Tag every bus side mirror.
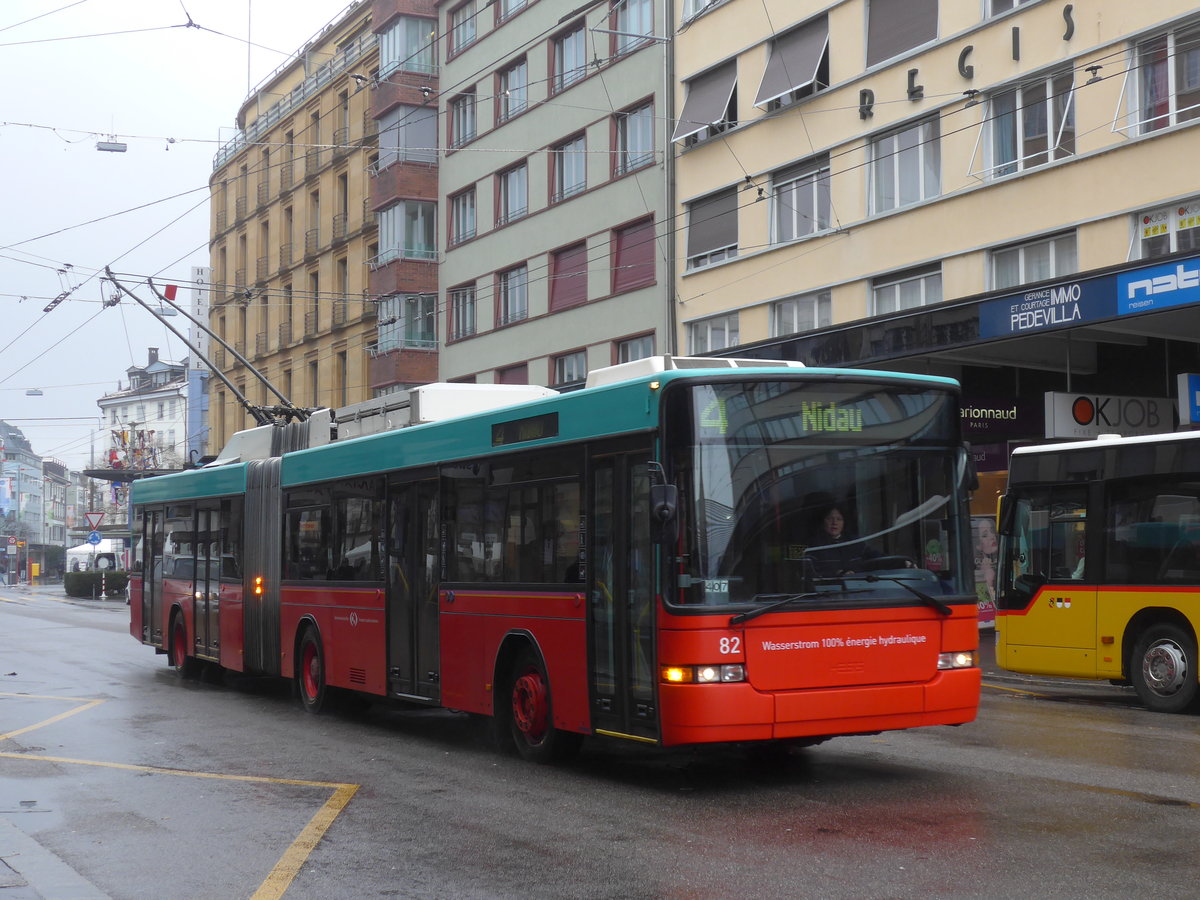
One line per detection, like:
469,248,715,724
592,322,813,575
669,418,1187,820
998,495,1013,536
961,443,980,492
650,483,678,543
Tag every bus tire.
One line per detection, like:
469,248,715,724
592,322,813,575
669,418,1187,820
1130,623,1198,713
297,628,332,714
170,615,200,680
506,648,582,763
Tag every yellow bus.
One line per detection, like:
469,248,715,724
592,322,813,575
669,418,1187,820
996,431,1200,712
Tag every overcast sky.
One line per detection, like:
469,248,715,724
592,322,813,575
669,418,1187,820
0,0,355,469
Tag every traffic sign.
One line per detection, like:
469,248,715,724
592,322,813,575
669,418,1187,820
6,536,14,546
85,512,104,529
87,531,102,545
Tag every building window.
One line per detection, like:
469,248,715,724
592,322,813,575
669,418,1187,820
450,188,477,245
612,217,656,293
553,24,587,93
682,0,723,22
157,402,165,420
378,105,438,167
497,58,528,122
498,264,529,325
872,266,942,316
498,0,526,21
379,15,435,76
450,285,477,339
1135,22,1200,134
771,157,830,244
754,16,829,109
376,201,436,264
617,333,655,363
497,363,528,384
378,294,437,350
449,1,477,54
449,90,476,147
992,233,1077,290
672,62,737,144
866,0,936,67
988,0,1035,14
613,0,653,54
688,313,739,354
547,242,588,312
988,70,1074,177
552,134,587,202
553,351,587,386
869,116,940,214
1137,200,1200,259
615,102,654,174
497,164,528,225
772,291,831,336
686,187,738,269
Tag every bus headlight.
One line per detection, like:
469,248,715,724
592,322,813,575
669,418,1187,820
662,664,745,684
937,651,977,670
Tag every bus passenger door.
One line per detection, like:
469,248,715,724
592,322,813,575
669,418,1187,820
588,450,659,743
193,503,220,660
386,475,440,701
144,507,163,645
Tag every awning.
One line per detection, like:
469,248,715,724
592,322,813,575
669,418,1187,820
754,18,829,107
672,61,737,143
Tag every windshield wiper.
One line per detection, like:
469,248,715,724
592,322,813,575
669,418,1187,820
730,589,870,625
862,575,953,616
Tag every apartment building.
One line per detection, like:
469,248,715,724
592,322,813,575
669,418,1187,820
209,3,380,447
673,0,1200,470
436,0,669,385
367,0,441,395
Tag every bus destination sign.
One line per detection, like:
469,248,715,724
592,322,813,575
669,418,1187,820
492,412,559,447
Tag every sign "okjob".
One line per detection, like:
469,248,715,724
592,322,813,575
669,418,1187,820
1044,391,1174,439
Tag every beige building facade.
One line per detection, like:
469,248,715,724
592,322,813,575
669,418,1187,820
209,3,380,448
672,0,1200,438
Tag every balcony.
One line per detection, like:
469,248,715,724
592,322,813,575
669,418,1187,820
304,310,318,335
332,298,347,327
333,126,351,159
233,340,246,357
235,195,248,220
234,269,246,290
279,242,292,272
278,320,292,347
215,209,228,232
306,149,322,177
332,213,348,243
304,228,319,257
255,256,269,283
212,347,226,369
255,332,268,357
256,181,270,208
280,163,294,191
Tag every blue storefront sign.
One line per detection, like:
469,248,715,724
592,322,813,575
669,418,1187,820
979,275,1117,339
1118,258,1200,314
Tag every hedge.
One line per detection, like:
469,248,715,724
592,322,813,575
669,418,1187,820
64,571,129,599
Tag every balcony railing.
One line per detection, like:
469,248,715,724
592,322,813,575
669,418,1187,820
306,149,322,177
256,181,270,207
278,320,292,347
215,209,228,232
333,126,351,158
255,256,269,282
304,310,318,335
234,269,246,290
332,298,347,327
255,332,268,357
233,339,246,356
235,196,248,220
304,228,319,256
280,163,294,191
279,242,292,271
332,213,348,242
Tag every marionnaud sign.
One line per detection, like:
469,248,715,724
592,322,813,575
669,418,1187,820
979,275,1116,339
1045,392,1174,439
1118,257,1200,314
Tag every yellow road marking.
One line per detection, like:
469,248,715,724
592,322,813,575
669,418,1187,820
0,691,360,897
981,681,1049,698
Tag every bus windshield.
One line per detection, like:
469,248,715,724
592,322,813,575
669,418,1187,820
667,380,968,608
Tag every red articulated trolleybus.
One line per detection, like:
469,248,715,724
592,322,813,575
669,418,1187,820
130,357,980,761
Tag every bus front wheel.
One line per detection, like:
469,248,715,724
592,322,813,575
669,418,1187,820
170,616,200,679
506,649,581,763
1131,623,1198,713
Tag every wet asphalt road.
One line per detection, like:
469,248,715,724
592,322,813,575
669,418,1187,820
2,583,1199,899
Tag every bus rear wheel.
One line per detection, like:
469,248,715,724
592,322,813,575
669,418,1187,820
170,616,200,679
506,649,581,763
1131,623,1198,713
297,629,332,714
